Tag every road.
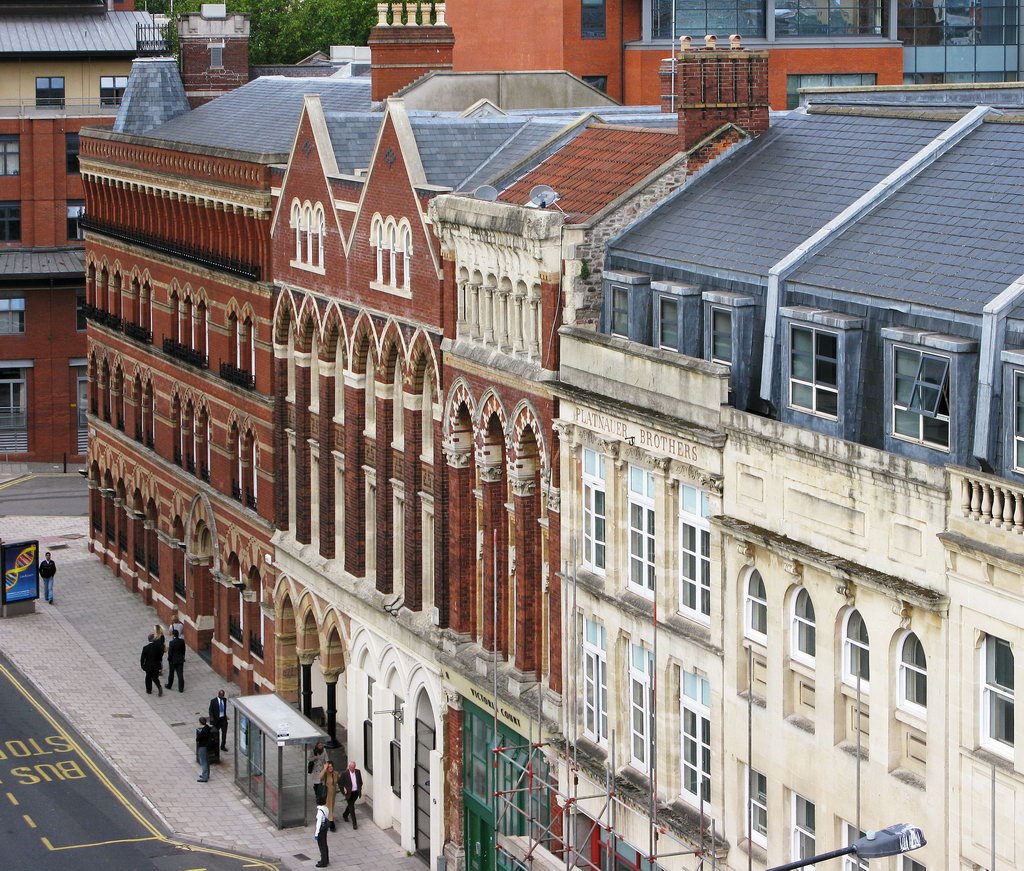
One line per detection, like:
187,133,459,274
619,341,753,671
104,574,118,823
0,473,88,517
0,654,278,871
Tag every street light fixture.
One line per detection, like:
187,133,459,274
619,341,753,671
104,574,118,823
767,823,926,871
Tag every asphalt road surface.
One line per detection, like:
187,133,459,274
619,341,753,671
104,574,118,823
0,473,88,517
0,654,278,871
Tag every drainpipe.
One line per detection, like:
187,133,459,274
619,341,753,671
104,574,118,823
972,274,1024,469
759,104,995,407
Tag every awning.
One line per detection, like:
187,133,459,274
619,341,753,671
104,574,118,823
231,694,328,746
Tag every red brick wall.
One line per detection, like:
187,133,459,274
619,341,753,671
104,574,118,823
179,36,250,107
369,24,455,102
628,43,903,110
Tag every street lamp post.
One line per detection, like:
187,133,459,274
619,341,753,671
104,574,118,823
766,823,926,871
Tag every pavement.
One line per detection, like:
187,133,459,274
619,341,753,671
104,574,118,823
0,511,425,871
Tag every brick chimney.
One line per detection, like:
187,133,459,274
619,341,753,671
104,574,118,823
659,34,769,150
177,4,250,108
368,2,455,103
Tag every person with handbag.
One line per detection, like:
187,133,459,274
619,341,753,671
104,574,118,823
319,759,340,831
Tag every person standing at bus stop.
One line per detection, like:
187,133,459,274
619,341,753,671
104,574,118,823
39,551,56,604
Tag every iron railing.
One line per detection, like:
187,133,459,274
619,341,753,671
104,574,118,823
249,633,264,658
173,574,186,598
124,321,153,344
81,217,261,281
162,338,208,369
219,361,255,390
228,617,243,643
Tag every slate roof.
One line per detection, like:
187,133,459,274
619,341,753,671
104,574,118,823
500,124,680,221
613,111,952,282
459,118,571,191
0,248,84,278
408,117,537,190
324,114,383,176
140,77,372,156
113,57,190,136
0,10,151,55
790,121,1024,315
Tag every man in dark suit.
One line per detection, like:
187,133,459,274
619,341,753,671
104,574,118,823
208,689,229,750
140,633,163,696
165,629,186,692
340,760,363,829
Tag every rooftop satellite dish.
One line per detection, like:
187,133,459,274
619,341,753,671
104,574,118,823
474,185,498,201
529,184,560,209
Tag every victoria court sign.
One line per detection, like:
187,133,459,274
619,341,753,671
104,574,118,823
2,540,39,614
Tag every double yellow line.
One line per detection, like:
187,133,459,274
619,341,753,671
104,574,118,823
0,473,34,493
0,662,278,869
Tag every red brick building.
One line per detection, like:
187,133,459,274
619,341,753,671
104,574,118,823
0,0,154,462
80,74,373,694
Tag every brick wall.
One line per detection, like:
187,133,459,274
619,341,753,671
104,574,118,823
179,37,250,107
368,23,455,102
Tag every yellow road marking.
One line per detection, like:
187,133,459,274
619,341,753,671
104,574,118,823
0,662,160,837
23,814,36,828
42,835,160,851
0,473,34,492
1,663,280,870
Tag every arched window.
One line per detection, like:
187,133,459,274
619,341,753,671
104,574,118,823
291,201,302,262
843,609,870,689
315,206,325,267
745,570,767,641
372,217,383,284
791,588,816,664
304,204,314,264
244,316,255,374
401,224,412,290
898,632,927,714
388,223,398,286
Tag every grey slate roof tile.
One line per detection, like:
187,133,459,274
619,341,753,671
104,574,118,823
613,111,953,282
142,77,372,156
791,122,1024,314
324,114,383,175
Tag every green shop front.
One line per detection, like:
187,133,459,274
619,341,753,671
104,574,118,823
462,699,553,871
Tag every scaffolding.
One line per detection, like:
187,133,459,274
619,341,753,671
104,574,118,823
486,539,723,871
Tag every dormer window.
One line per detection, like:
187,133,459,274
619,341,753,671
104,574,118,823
290,200,325,272
610,286,629,337
369,215,412,296
894,346,950,448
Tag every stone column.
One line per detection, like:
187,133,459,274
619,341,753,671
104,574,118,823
442,693,465,870
403,390,423,610
294,354,312,544
323,666,342,747
298,652,317,718
511,473,540,675
343,371,366,577
445,446,474,636
375,381,394,594
479,460,508,656
273,351,290,531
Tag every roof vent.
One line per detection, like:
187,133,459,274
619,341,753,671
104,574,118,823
679,35,692,51
704,34,717,49
729,33,742,49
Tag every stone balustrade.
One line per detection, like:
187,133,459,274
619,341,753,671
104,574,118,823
375,2,447,26
953,467,1024,534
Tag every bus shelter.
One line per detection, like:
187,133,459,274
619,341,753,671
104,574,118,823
231,694,328,828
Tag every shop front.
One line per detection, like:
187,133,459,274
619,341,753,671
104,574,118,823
231,694,329,828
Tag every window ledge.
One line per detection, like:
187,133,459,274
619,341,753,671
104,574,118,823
289,259,326,276
742,637,767,657
894,705,927,730
838,740,869,761
370,279,412,299
974,742,1015,768
890,766,926,791
785,712,815,735
839,680,870,700
789,656,816,680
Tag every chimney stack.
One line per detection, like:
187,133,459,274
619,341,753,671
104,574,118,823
369,2,455,103
659,34,769,150
177,5,250,108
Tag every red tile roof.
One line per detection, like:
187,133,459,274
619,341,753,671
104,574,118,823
500,124,680,221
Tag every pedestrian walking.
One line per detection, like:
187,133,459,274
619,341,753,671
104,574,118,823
152,623,166,658
39,551,56,605
319,759,340,831
169,611,184,640
165,628,186,692
195,716,212,782
208,689,229,750
340,760,363,829
309,739,327,780
313,800,330,867
140,633,163,696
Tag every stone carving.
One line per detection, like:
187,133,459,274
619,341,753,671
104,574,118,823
444,447,471,469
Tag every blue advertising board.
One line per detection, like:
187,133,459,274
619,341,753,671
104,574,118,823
2,540,39,604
